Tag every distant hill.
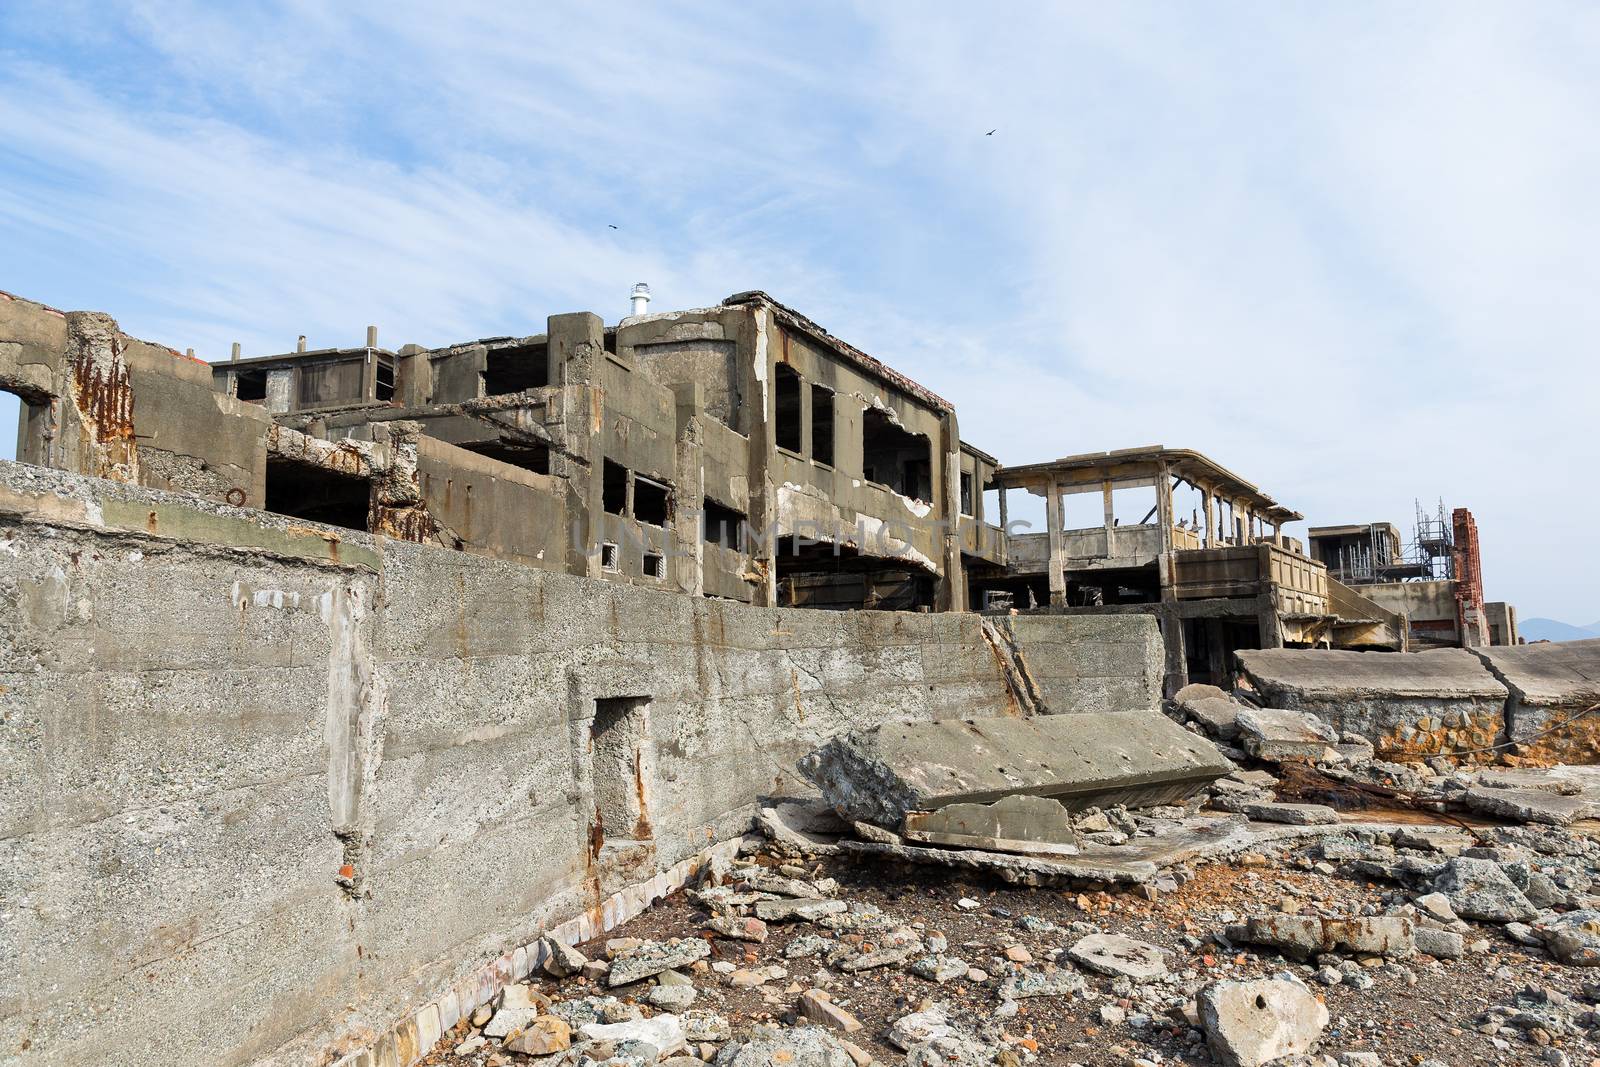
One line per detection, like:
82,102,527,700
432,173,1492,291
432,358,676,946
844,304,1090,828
1520,617,1600,643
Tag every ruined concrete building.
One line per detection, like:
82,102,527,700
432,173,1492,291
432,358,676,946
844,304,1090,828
969,447,1409,694
1309,501,1520,650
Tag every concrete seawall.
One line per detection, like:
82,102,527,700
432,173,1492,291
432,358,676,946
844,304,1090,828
0,461,1162,1067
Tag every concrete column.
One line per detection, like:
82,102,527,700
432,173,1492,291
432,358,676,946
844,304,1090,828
936,409,966,612
742,306,778,606
672,383,706,598
1045,477,1066,607
397,343,431,407
549,311,606,579
1102,477,1115,557
1202,491,1215,548
1155,462,1173,554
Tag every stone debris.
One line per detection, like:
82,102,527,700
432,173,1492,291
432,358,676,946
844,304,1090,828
1197,975,1329,1067
1236,915,1414,960
712,1026,859,1067
888,1005,955,1050
753,897,846,922
610,938,714,986
579,1013,686,1058
540,934,589,978
997,966,1088,1000
1065,932,1169,979
503,1015,571,1055
1233,707,1339,763
796,988,864,1034
1240,801,1341,826
707,914,769,942
1431,857,1539,924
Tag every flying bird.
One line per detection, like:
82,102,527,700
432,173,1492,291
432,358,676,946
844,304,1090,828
608,224,618,229
986,129,996,136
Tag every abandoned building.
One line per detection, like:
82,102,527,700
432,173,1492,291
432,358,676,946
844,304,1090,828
1308,502,1520,649
969,447,1409,694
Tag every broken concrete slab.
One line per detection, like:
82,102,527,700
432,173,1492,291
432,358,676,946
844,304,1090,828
609,939,712,986
1463,785,1600,826
901,793,1080,856
1066,933,1169,979
1175,683,1246,739
1233,707,1338,762
798,711,1233,829
1473,639,1600,763
1198,976,1329,1067
1239,915,1414,960
1241,802,1341,826
1236,647,1508,760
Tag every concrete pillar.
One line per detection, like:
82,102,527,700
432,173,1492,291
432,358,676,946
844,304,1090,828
1155,463,1173,554
936,409,966,612
1102,478,1115,556
1202,491,1215,548
1045,477,1066,607
397,343,430,407
672,383,706,598
549,311,606,579
742,306,778,606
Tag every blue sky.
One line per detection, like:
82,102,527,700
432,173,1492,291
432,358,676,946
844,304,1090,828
1,2,1595,622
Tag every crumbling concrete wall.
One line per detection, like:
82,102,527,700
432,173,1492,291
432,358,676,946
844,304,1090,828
1475,639,1600,763
0,461,1161,1067
992,614,1164,714
1236,647,1509,759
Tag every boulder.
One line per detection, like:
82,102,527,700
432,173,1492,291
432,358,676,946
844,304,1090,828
712,1026,857,1067
1431,858,1538,924
1198,976,1329,1067
580,1014,686,1058
1234,708,1338,763
1538,910,1600,966
610,939,713,986
540,935,588,978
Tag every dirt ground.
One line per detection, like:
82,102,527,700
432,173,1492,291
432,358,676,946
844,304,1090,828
420,833,1600,1067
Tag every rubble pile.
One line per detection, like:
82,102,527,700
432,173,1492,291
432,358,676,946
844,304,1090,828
421,698,1600,1067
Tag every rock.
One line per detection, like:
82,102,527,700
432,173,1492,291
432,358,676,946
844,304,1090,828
1432,858,1539,924
889,1006,953,1050
1179,690,1245,740
540,936,589,978
1067,933,1169,979
1100,1003,1128,1025
785,934,834,959
1241,915,1413,960
1538,910,1600,966
1414,892,1459,924
1004,945,1032,963
648,983,698,1010
1414,927,1465,960
754,897,847,922
998,967,1087,999
455,1036,486,1055
1242,802,1341,826
905,1035,995,1067
1016,914,1059,934
707,914,769,942
682,1010,732,1042
609,939,713,986
548,995,626,1030
713,1026,858,1067
902,793,1081,855
1337,1054,1382,1067
798,989,864,1034
957,897,980,910
838,943,919,972
1234,708,1339,763
1198,976,1330,1067
505,1016,572,1055
852,820,902,845
580,1014,686,1058
483,994,540,1038
909,955,969,983
581,959,610,982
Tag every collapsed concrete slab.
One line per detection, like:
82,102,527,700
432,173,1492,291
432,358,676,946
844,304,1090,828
901,794,1080,856
1236,647,1508,760
797,712,1234,829
1473,639,1600,763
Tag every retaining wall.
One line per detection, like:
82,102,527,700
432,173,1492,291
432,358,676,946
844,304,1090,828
0,461,1161,1067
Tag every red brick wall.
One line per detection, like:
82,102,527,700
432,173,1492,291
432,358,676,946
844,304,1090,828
1451,507,1487,646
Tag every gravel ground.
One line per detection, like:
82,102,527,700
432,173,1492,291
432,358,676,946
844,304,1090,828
419,823,1600,1067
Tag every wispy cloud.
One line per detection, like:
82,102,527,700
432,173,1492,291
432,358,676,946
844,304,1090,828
0,2,1594,619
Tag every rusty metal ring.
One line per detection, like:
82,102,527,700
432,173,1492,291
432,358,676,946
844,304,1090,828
226,488,247,507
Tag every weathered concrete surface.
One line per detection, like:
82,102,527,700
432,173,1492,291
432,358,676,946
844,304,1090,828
1472,639,1600,763
1236,647,1508,759
798,712,1233,829
0,462,1159,1067
993,614,1164,714
901,794,1080,856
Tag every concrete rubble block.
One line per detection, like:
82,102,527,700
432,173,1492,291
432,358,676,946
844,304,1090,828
888,1006,954,1050
797,989,864,1034
754,897,847,922
1535,909,1600,966
901,793,1080,856
1236,647,1508,760
1474,639,1600,763
998,966,1088,999
1431,858,1538,924
1233,708,1339,763
1241,915,1414,960
1198,975,1330,1067
580,1014,686,1058
711,1025,859,1067
540,935,588,978
609,939,712,986
1175,683,1246,740
798,712,1234,830
1066,932,1169,979
1413,927,1465,959
505,1016,572,1055
1241,802,1341,826
1464,785,1600,826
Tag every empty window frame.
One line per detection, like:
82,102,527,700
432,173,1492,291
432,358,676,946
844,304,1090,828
600,542,620,570
811,384,834,466
861,407,931,502
265,457,371,531
643,551,665,579
375,355,395,402
235,368,268,403
458,440,550,475
633,475,671,526
774,363,803,454
482,342,550,395
703,498,746,551
603,459,628,515
959,471,974,516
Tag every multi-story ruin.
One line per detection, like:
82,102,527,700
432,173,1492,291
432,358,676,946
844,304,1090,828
1309,502,1520,649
